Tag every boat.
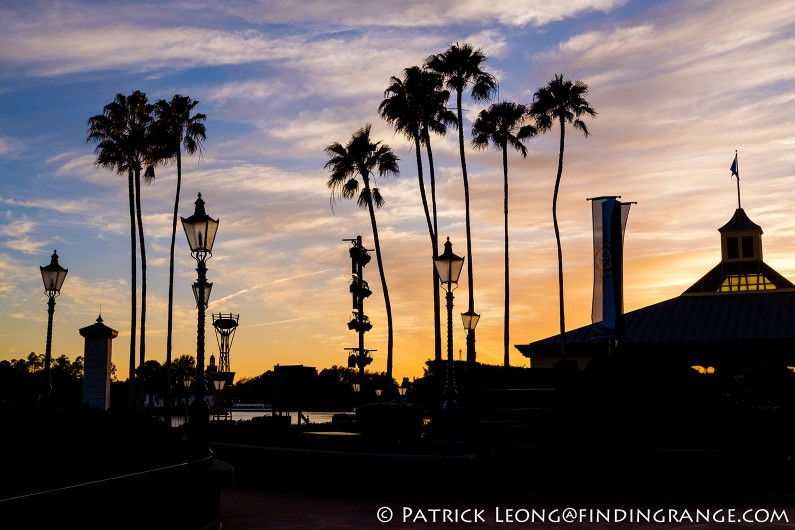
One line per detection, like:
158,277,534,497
230,403,272,412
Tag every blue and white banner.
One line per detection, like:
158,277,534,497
591,196,631,340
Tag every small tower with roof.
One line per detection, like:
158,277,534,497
79,315,118,410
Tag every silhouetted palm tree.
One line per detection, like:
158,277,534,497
471,101,537,367
153,94,207,417
425,42,496,362
378,66,455,361
325,125,399,380
530,74,596,359
87,90,159,410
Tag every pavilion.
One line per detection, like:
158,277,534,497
516,207,795,382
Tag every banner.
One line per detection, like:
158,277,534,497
591,196,631,340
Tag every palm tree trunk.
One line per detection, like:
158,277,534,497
127,170,137,412
503,144,510,367
134,168,147,411
165,146,182,423
424,125,442,362
455,88,476,362
413,135,438,362
553,118,566,360
363,178,393,381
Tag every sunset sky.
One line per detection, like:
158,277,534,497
2,0,795,384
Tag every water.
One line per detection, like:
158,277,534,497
168,410,352,427
227,410,349,424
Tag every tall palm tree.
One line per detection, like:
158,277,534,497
529,74,596,360
153,95,207,417
325,125,399,380
425,42,496,362
471,101,537,367
378,66,455,362
87,90,158,410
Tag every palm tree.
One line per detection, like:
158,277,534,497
425,42,496,362
378,66,455,362
529,74,596,360
471,101,537,367
87,90,158,410
325,125,399,380
153,95,207,419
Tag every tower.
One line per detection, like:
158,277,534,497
79,315,118,410
212,313,239,375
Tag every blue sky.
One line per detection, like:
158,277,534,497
2,0,795,383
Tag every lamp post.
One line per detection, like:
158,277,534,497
182,377,193,425
39,250,68,405
213,378,226,420
181,193,219,458
433,238,465,411
461,310,480,361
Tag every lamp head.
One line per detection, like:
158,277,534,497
181,193,219,259
40,250,68,295
461,310,480,331
433,237,465,288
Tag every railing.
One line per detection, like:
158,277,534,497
0,457,219,529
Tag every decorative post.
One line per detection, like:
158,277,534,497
345,236,373,397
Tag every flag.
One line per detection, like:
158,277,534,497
591,196,631,340
730,153,738,178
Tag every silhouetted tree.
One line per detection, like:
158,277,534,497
87,91,160,410
471,101,537,367
153,94,207,418
530,74,596,359
325,125,399,380
425,42,496,362
379,66,456,361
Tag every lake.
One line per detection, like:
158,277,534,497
169,410,352,427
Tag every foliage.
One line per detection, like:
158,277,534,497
152,94,207,415
86,90,164,410
529,74,596,358
425,42,496,362
471,101,537,367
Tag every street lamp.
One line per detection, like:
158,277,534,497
461,311,480,335
213,378,226,420
399,377,409,401
461,310,480,362
39,250,68,405
181,193,219,458
433,237,464,411
182,377,193,424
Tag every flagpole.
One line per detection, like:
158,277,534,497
734,150,741,209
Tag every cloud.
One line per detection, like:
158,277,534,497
218,0,627,28
0,136,25,158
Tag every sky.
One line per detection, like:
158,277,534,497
2,0,795,384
